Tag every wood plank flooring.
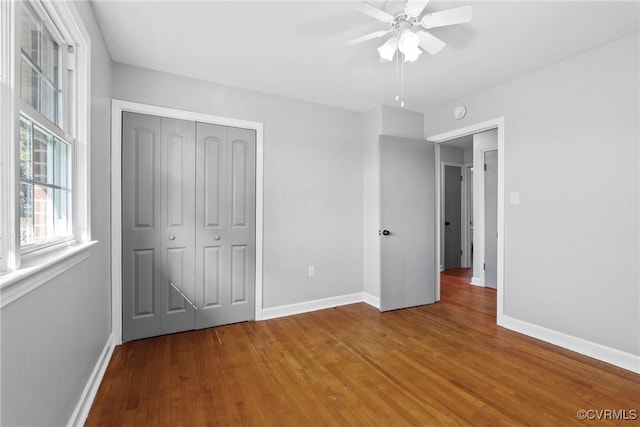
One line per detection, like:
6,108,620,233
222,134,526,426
87,269,640,426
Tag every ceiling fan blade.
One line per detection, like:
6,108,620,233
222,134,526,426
346,30,392,45
421,6,473,29
416,30,446,55
357,3,394,23
404,0,431,18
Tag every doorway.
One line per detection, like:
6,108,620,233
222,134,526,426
111,100,264,345
429,117,504,323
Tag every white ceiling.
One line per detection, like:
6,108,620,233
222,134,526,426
91,1,639,113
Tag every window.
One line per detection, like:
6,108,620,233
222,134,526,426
20,1,62,126
0,0,91,288
19,117,72,249
17,1,76,253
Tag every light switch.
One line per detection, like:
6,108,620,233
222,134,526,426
510,192,520,205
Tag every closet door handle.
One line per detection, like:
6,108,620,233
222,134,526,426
168,235,176,241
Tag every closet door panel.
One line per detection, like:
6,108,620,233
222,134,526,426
159,117,197,335
195,123,228,328
225,127,256,324
122,113,163,341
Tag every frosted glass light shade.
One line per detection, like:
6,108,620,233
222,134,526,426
398,29,419,54
377,37,398,61
403,45,422,62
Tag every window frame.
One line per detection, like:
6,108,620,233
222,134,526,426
0,0,93,303
19,114,75,253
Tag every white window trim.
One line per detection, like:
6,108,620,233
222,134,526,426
1,0,18,274
0,0,93,306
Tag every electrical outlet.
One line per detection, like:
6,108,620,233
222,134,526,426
308,266,315,277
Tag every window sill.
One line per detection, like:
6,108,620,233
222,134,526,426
0,240,97,308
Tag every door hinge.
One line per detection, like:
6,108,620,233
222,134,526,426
460,250,463,256
484,164,487,171
460,175,463,182
483,263,486,270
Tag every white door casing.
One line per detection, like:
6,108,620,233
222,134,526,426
430,117,504,322
473,130,499,286
484,149,498,289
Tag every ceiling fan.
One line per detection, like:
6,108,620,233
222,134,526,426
348,0,473,62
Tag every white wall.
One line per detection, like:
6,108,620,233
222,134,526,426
362,105,425,304
112,63,364,309
1,2,114,424
424,34,640,357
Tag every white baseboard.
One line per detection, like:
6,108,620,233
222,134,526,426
67,332,116,427
500,315,640,374
261,293,364,320
363,293,380,309
470,277,484,286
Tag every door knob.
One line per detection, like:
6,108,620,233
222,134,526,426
445,221,451,226
382,230,391,236
214,235,221,240
168,235,175,240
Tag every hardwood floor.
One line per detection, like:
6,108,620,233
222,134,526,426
87,269,640,426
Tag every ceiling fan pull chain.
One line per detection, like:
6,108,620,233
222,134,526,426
401,52,405,107
395,48,400,101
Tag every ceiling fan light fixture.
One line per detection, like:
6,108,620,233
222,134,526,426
403,45,422,62
377,37,398,61
398,29,419,54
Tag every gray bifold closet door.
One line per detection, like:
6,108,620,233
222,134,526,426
122,112,256,342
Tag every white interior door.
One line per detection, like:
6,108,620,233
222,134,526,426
380,136,436,311
484,149,498,289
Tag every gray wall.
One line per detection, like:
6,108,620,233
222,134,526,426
440,145,464,164
1,2,114,425
380,104,424,139
424,34,640,356
112,63,363,308
463,146,473,164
